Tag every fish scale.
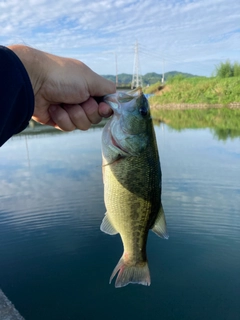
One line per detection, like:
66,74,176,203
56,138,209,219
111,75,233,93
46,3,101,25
101,87,168,288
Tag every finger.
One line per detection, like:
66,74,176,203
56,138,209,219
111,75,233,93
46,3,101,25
63,104,92,130
80,97,102,124
98,102,113,118
84,68,116,97
48,105,76,131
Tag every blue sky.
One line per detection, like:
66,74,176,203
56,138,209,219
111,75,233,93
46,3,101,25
0,0,240,76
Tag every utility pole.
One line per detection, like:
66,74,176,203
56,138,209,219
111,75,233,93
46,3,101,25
162,58,165,84
131,41,143,89
115,52,118,87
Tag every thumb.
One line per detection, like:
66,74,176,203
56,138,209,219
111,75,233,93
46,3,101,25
85,68,116,97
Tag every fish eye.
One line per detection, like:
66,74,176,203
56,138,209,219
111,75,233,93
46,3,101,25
139,106,148,117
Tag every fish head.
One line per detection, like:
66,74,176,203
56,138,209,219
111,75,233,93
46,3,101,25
102,87,153,161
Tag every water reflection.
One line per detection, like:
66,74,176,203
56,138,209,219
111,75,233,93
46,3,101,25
212,127,240,141
0,123,239,319
152,108,240,141
153,118,240,141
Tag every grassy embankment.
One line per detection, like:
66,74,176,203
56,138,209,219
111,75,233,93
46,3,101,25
144,76,240,140
145,75,240,105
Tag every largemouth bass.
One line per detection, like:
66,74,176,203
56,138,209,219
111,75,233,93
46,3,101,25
101,87,168,288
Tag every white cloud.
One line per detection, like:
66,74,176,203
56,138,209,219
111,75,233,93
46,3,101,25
0,0,239,76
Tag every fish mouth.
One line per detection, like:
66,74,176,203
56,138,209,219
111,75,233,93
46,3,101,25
110,133,129,155
104,88,142,114
103,95,120,114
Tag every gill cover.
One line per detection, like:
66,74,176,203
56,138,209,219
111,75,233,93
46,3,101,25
102,87,151,162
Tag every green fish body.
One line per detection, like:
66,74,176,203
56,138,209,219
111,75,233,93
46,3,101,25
101,87,168,288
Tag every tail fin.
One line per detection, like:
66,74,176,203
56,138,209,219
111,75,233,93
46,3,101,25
109,256,151,288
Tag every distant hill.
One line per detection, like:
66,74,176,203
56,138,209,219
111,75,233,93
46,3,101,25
102,71,198,86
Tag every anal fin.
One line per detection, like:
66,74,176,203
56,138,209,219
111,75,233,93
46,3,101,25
151,205,169,239
100,214,118,235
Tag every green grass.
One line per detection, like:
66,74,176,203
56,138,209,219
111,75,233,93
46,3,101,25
145,75,240,140
144,81,163,94
146,76,240,105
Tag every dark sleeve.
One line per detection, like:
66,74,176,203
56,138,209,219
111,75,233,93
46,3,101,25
0,45,34,147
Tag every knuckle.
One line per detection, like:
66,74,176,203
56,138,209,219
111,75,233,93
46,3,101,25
70,106,84,121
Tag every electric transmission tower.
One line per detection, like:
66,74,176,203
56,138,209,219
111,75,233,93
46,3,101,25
131,41,143,89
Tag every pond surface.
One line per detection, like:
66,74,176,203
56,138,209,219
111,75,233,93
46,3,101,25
0,122,239,320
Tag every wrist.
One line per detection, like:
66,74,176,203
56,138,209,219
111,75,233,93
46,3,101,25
7,44,46,95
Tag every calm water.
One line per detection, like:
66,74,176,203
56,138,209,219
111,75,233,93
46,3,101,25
0,122,239,320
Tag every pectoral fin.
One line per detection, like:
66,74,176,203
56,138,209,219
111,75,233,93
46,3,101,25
152,206,169,239
100,214,118,235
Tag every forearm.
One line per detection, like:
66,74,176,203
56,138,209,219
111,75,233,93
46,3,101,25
0,46,34,146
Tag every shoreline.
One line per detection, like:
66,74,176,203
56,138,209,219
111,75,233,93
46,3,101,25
150,102,240,110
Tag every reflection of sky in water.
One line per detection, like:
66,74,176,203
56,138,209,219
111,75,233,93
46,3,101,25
155,125,240,241
0,130,103,215
0,129,105,260
0,125,239,320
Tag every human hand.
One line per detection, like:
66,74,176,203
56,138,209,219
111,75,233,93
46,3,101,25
8,45,115,131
